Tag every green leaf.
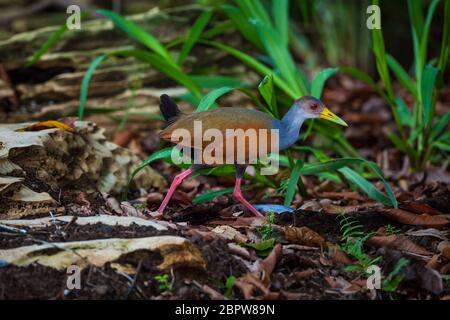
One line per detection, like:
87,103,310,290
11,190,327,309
295,156,397,208
26,24,68,67
395,96,413,127
223,4,262,49
417,0,440,75
421,64,438,124
272,0,289,46
196,86,235,112
79,54,107,120
386,54,418,99
177,9,213,65
115,49,202,98
258,74,278,117
432,110,450,139
190,75,247,88
200,40,297,99
371,3,394,99
284,160,303,207
97,9,173,63
311,68,338,98
242,239,275,257
432,141,450,152
192,187,234,205
339,167,395,207
253,19,306,96
299,158,356,175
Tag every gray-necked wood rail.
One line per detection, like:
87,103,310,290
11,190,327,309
156,94,347,217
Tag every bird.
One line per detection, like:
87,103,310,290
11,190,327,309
156,94,347,217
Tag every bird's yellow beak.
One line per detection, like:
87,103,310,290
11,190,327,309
319,107,348,127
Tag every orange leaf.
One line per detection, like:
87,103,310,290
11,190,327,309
284,226,328,248
382,208,449,228
16,120,76,133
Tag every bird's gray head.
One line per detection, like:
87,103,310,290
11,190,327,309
294,96,347,126
295,96,325,119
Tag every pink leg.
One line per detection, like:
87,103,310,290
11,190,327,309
232,178,264,217
157,169,193,215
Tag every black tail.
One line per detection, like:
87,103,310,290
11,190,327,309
159,94,180,122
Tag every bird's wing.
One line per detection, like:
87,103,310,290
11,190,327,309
159,108,275,150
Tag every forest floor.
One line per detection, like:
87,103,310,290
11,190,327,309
1,75,450,300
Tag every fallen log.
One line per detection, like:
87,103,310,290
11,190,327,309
0,120,166,219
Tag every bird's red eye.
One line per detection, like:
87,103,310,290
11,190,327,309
310,103,319,110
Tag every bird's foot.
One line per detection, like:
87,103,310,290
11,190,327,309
146,209,164,219
232,191,264,218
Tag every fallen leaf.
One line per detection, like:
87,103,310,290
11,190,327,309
319,191,363,201
401,201,443,216
15,120,76,133
324,276,361,294
293,268,316,281
367,235,431,257
212,225,247,242
382,208,449,228
235,244,282,299
242,239,275,257
405,228,448,240
438,241,450,260
284,226,328,248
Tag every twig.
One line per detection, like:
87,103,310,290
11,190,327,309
0,224,27,235
125,259,143,299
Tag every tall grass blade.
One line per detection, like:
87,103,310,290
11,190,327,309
79,54,107,120
97,9,173,63
200,40,297,98
196,86,235,112
386,54,418,99
115,49,202,97
177,9,213,66
26,24,68,67
272,0,289,46
284,159,303,207
311,68,338,98
421,64,438,124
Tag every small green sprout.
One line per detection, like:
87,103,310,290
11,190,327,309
383,258,409,292
154,274,171,290
224,275,236,299
256,211,275,240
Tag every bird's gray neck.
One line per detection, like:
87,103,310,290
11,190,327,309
272,106,305,150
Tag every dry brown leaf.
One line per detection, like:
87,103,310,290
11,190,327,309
367,235,431,257
321,203,360,214
382,208,449,228
319,191,363,201
438,241,450,260
329,246,354,265
284,226,327,248
293,268,316,281
235,244,282,299
401,202,443,216
426,255,441,270
257,243,282,282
